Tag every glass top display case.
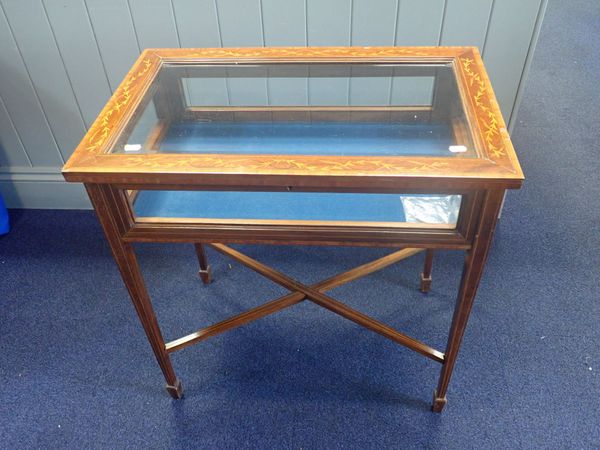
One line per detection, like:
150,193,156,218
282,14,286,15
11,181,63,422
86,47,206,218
63,47,522,233
62,47,523,412
111,62,476,158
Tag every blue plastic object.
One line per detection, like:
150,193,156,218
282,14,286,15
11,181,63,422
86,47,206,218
0,192,9,235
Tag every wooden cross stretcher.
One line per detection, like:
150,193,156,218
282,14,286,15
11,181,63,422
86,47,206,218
162,243,442,407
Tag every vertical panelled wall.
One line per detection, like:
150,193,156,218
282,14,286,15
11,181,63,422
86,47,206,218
0,0,547,208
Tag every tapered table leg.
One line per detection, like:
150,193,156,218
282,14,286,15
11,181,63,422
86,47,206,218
194,243,212,284
86,184,183,399
432,190,504,412
420,249,434,293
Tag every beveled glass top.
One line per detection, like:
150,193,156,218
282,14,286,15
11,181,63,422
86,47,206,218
110,62,476,158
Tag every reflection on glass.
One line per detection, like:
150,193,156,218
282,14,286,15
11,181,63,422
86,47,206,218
111,63,475,158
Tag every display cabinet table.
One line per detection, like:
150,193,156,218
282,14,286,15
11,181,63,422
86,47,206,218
62,47,523,412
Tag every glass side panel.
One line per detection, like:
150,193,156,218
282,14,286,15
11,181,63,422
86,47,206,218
132,191,462,228
110,63,476,158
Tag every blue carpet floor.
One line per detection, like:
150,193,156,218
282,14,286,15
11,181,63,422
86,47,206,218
1,1,600,448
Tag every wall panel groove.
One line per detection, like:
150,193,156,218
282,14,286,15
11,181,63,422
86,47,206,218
0,2,65,166
82,0,113,94
0,93,31,167
125,0,142,52
0,0,546,208
169,0,182,47
481,0,496,57
508,0,548,130
438,0,448,45
85,0,142,91
2,0,90,163
41,0,88,131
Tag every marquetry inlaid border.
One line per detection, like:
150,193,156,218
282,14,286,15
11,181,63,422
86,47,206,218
174,46,433,59
81,53,161,156
63,47,523,187
455,48,521,175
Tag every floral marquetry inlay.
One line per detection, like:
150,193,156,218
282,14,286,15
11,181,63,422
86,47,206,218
179,46,432,59
64,47,523,187
460,57,507,160
83,56,158,154
117,154,451,175
192,157,450,174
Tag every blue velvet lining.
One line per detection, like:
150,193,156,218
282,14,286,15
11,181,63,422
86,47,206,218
159,121,454,156
134,191,408,222
135,121,457,220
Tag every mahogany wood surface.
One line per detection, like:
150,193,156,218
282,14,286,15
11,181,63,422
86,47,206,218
64,47,523,412
62,47,523,190
85,184,182,399
209,243,444,363
193,243,212,284
420,249,434,293
432,189,505,412
166,248,422,353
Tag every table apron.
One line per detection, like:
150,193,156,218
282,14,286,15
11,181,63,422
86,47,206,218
121,222,472,248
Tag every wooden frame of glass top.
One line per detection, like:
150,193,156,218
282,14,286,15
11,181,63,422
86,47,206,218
63,47,523,413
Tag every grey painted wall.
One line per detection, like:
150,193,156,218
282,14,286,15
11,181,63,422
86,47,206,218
0,0,547,208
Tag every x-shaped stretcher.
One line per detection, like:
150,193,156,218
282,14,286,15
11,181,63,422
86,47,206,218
161,244,444,404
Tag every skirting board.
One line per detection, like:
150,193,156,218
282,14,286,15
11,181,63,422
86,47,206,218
0,168,90,209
